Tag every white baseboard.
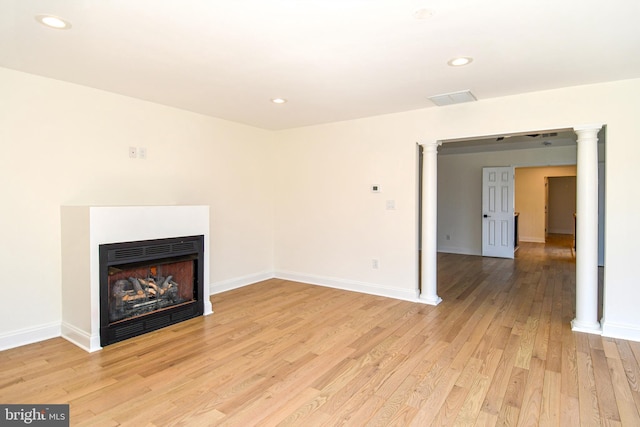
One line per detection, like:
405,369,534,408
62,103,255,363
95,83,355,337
61,322,102,352
437,246,478,256
602,319,640,342
209,271,275,295
275,270,419,302
211,269,421,303
0,322,61,352
519,236,546,243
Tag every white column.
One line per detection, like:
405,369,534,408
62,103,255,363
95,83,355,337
571,125,602,334
420,141,442,305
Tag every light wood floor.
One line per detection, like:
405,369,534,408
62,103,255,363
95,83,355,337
2,235,639,426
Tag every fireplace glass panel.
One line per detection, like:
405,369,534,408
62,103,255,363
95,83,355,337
107,256,196,323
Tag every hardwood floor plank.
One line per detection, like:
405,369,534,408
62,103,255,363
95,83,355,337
516,356,545,427
454,374,491,426
503,366,528,409
371,339,449,401
482,333,522,416
531,279,553,362
540,370,561,426
496,403,520,427
514,316,539,370
370,404,418,427
408,365,460,423
607,356,640,427
590,347,621,424
423,384,469,426
474,410,498,427
560,395,581,427
561,319,580,399
616,339,640,410
576,349,602,426
372,374,423,423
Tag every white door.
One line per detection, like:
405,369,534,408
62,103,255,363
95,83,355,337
482,166,515,258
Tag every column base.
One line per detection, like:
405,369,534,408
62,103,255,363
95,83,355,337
571,318,602,335
419,294,442,306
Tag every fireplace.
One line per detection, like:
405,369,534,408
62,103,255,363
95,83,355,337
99,235,204,346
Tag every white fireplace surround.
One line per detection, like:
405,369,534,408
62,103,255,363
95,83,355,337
61,205,212,352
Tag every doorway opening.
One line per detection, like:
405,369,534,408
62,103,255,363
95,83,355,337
514,165,577,248
419,126,605,325
435,129,580,258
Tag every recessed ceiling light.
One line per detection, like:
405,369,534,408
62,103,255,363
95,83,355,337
414,8,435,20
271,98,287,104
35,14,72,30
447,57,473,67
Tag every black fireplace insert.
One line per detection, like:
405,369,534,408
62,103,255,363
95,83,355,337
99,235,204,346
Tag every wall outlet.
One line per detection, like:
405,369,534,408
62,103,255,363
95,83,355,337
139,147,147,159
372,259,379,269
129,146,137,158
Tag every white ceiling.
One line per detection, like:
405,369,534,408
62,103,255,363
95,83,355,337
2,0,640,130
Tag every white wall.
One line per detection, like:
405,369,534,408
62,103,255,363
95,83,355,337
274,121,420,300
0,67,275,347
274,78,640,341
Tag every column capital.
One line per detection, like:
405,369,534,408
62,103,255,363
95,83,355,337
418,140,442,147
573,124,603,133
419,140,442,153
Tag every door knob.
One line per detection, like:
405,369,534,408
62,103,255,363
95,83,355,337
483,214,490,218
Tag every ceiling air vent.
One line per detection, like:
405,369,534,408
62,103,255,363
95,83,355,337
428,90,477,106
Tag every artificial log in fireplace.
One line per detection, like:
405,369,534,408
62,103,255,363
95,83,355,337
99,235,204,346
